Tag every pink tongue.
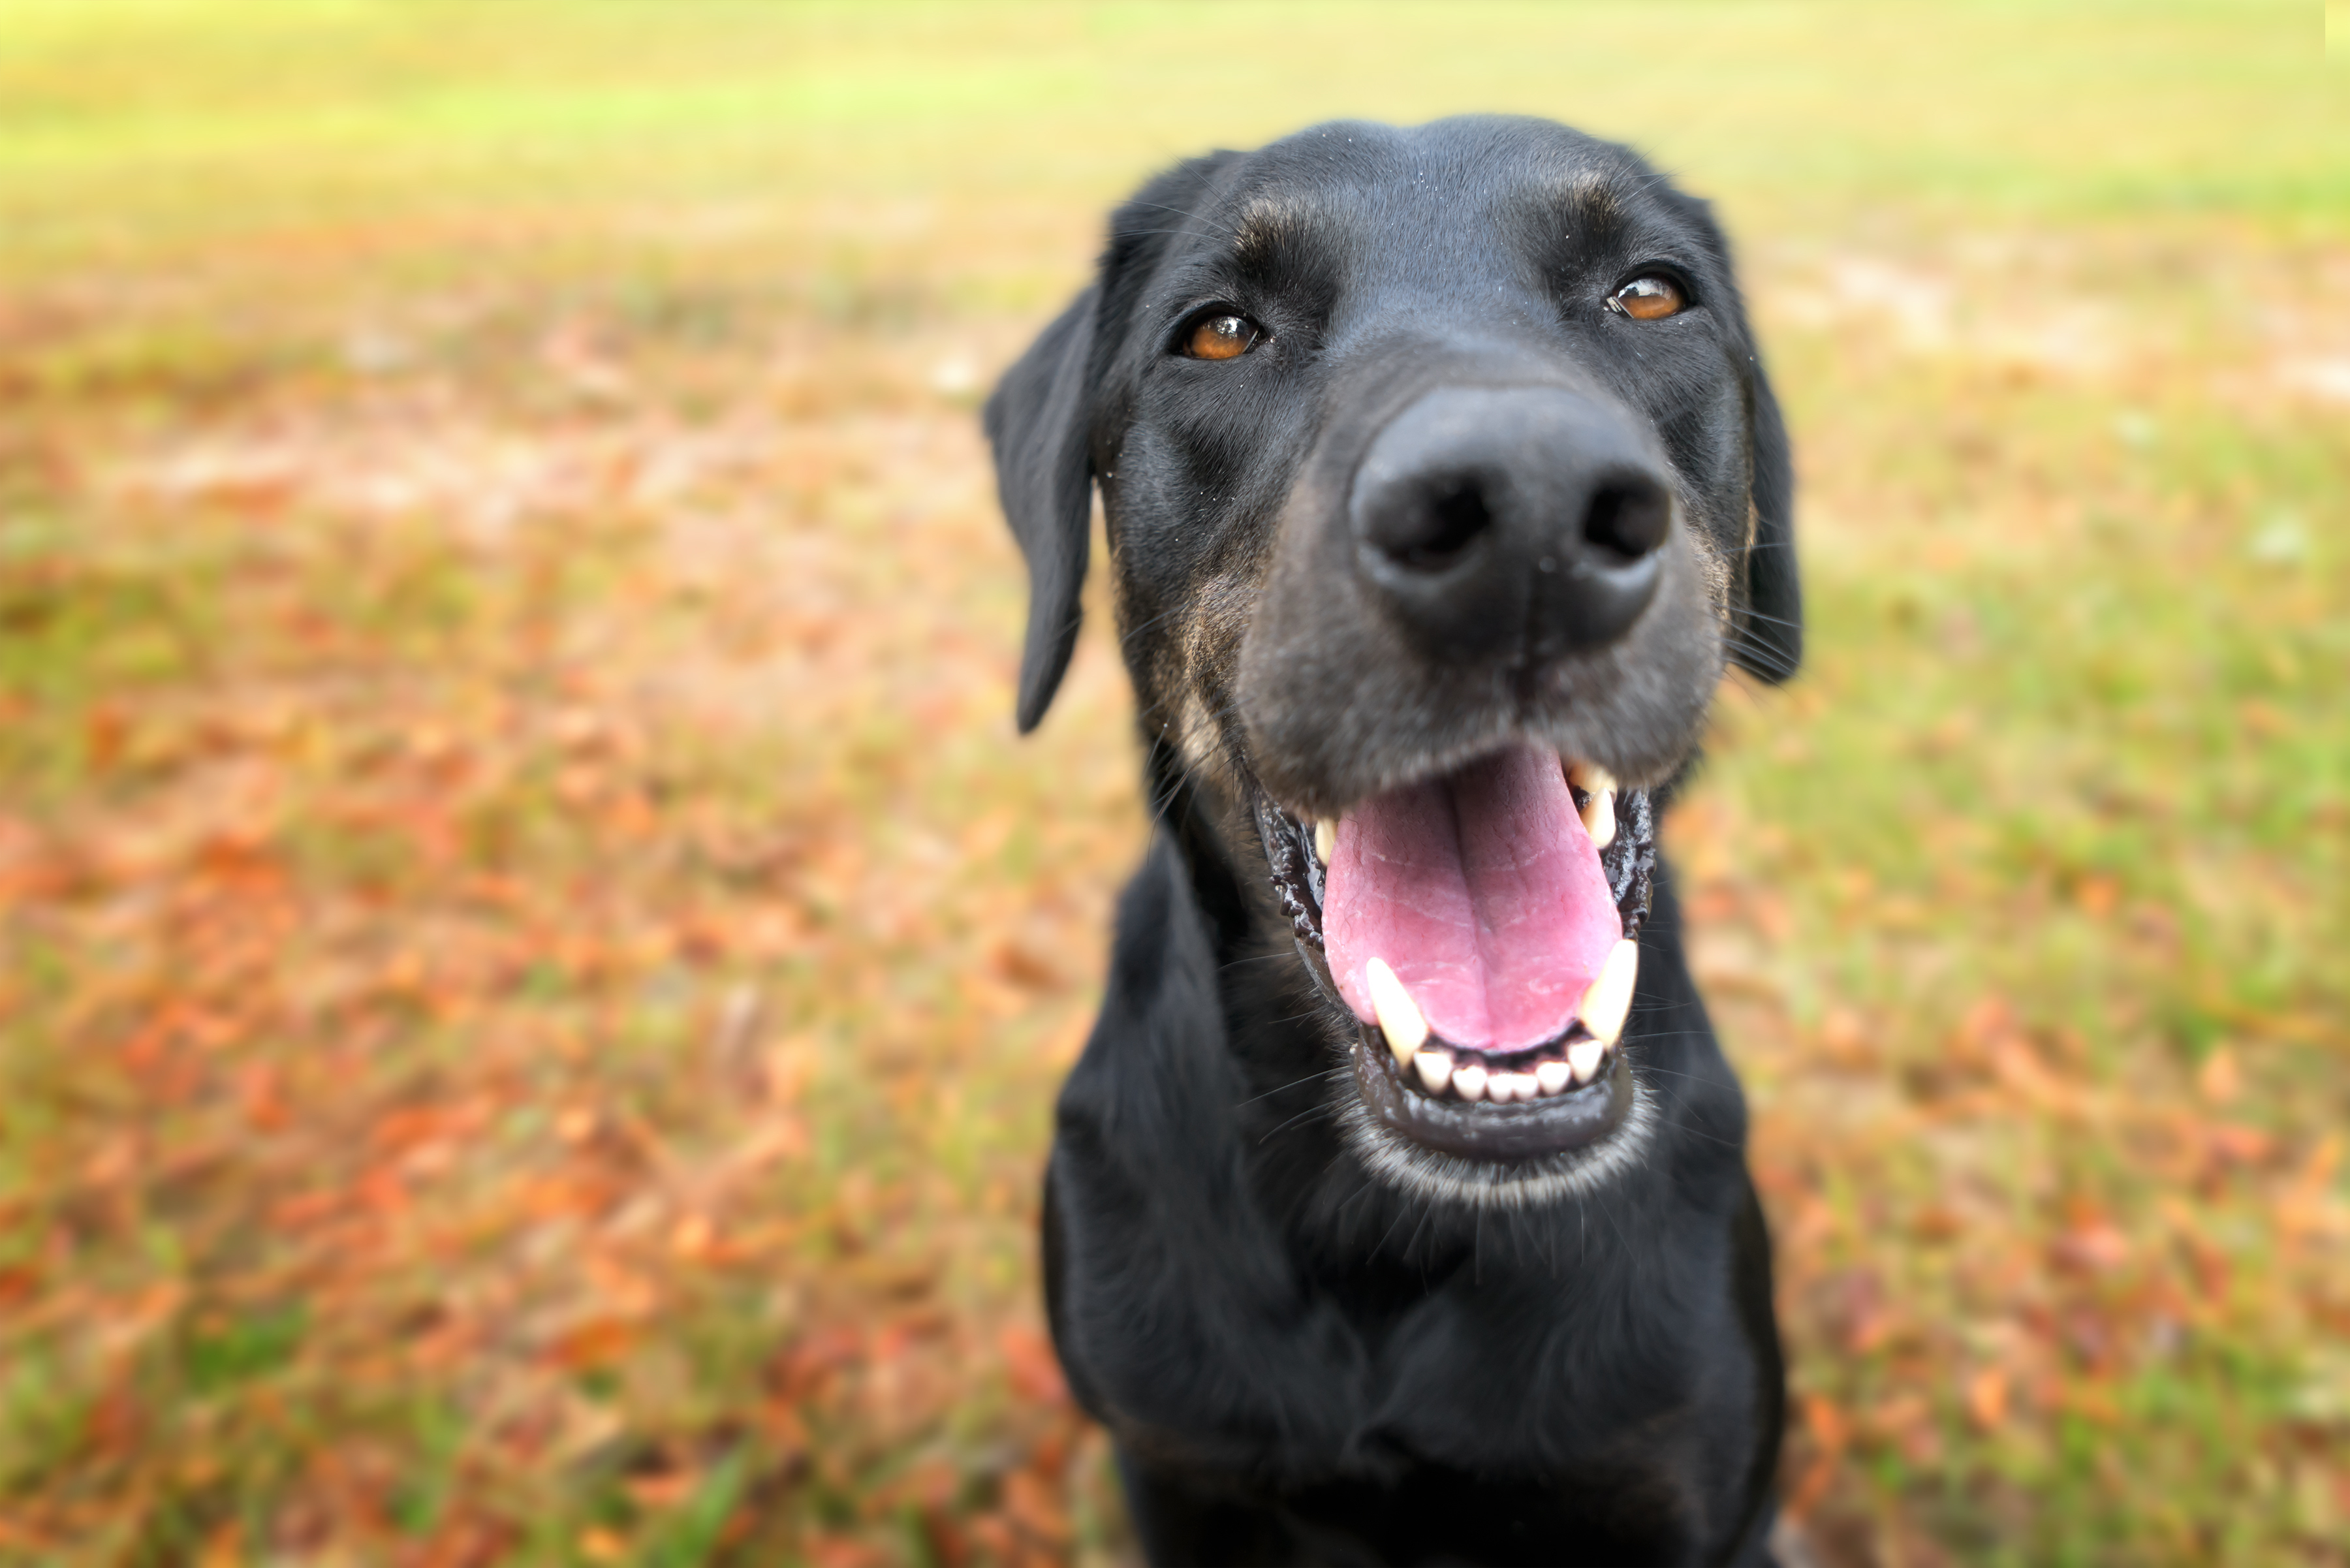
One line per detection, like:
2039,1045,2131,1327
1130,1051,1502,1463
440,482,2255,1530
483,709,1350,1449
1324,745,1620,1054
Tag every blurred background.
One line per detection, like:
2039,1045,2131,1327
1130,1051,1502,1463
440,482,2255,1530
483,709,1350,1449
1,3,2344,1563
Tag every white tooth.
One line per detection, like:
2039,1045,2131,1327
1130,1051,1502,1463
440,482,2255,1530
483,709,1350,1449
1577,939,1640,1048
1567,761,1619,850
1485,1070,1517,1103
1579,787,1616,850
1450,1062,1488,1102
1413,1050,1452,1093
1567,1039,1607,1084
1313,817,1337,865
1365,957,1428,1065
1493,1071,1538,1103
1567,760,1619,795
1535,1059,1573,1095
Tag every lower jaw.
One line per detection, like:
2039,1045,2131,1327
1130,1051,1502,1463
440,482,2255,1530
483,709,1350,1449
1349,1031,1631,1159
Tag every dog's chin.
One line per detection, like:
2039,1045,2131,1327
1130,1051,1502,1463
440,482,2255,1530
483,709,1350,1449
1249,745,1665,1211
1336,1041,1661,1211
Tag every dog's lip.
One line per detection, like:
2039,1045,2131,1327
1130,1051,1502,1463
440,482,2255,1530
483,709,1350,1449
1247,759,1655,1160
1349,1035,1631,1160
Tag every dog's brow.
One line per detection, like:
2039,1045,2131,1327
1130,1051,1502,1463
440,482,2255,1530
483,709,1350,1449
1529,168,1623,228
1230,193,1328,265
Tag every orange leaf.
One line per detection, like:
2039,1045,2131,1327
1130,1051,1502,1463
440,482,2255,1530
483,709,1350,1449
548,1316,636,1370
1966,1366,2009,1430
1802,1392,1849,1453
1003,1468,1071,1546
999,1324,1067,1405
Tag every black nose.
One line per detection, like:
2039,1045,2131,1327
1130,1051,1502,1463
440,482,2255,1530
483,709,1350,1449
1349,386,1672,661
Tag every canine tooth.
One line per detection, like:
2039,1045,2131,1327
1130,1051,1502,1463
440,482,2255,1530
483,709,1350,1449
1365,957,1427,1065
1535,1059,1573,1095
1413,1050,1452,1093
1313,817,1337,865
1450,1062,1488,1102
1578,939,1640,1049
1567,760,1619,795
1565,761,1618,849
1493,1071,1539,1103
1579,787,1616,849
1567,1039,1607,1084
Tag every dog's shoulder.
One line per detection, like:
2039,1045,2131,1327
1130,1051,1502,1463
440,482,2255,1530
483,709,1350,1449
1046,836,1383,1467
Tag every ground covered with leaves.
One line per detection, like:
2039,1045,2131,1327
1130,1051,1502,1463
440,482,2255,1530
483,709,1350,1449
2,4,2345,1565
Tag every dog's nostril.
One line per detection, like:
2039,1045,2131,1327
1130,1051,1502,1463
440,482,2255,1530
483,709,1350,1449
1362,472,1499,573
1579,477,1670,563
1407,483,1492,567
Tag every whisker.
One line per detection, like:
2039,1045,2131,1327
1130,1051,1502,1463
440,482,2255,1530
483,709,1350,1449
1257,1100,1338,1144
1232,1067,1338,1109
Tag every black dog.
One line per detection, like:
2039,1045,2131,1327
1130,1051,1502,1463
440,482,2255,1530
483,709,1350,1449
986,117,1800,1567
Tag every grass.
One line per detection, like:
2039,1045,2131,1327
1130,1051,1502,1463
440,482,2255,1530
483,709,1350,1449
1,2,2345,1563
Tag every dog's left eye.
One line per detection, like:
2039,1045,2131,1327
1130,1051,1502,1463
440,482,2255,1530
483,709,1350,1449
1608,275,1686,321
1183,313,1264,360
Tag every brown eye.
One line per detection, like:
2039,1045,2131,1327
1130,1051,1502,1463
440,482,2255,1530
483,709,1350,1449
1184,313,1261,360
1610,275,1685,321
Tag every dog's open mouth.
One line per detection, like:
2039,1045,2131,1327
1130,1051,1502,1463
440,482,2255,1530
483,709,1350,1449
1253,744,1656,1161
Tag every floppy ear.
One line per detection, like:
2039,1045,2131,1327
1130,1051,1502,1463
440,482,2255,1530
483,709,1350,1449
985,285,1101,732
1658,181,1802,684
1733,351,1802,683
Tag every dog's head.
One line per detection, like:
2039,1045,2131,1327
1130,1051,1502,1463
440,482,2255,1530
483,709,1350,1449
988,117,1798,1208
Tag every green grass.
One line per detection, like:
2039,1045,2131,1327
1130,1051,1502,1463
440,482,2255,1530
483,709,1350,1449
1,3,2345,1564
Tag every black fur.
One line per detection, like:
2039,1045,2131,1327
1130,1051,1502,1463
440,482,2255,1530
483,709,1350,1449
989,118,1799,1567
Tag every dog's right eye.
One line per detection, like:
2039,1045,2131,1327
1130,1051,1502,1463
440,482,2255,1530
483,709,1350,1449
1608,275,1687,321
1182,313,1264,361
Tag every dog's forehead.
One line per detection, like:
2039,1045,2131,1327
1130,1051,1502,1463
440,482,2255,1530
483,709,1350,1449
1195,118,1676,271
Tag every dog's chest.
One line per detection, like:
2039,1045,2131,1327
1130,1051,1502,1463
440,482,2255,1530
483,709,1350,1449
1057,1140,1702,1481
